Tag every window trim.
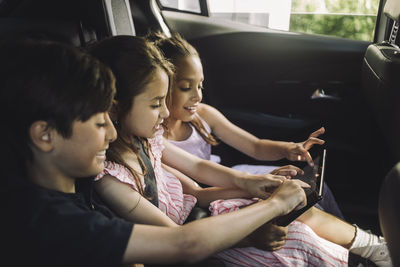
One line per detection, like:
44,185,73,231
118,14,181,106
156,0,209,16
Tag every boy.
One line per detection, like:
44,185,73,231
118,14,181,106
1,38,306,266
1,37,129,266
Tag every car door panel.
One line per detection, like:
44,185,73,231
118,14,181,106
162,11,370,137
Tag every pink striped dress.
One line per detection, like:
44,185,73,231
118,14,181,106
96,129,348,266
95,131,197,225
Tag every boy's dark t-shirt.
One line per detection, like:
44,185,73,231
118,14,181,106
3,177,134,267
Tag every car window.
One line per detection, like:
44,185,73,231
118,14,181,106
159,0,201,13
159,0,380,42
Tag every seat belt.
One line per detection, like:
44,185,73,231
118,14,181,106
135,137,159,207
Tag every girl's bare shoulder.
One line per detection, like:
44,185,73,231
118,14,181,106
197,103,218,119
197,103,223,124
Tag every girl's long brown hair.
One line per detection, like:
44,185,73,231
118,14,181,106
90,35,174,197
147,31,219,146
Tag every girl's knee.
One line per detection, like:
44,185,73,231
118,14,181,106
296,206,318,223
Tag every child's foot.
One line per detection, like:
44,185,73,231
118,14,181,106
351,237,393,267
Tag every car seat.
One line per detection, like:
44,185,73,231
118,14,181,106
0,0,136,47
378,161,400,266
0,17,95,46
362,0,400,166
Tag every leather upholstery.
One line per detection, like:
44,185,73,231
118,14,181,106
362,42,400,162
384,0,400,22
0,18,87,46
379,162,400,266
362,0,400,163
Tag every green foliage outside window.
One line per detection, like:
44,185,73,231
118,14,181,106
290,14,377,41
290,0,380,41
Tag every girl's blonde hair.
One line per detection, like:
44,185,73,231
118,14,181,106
147,31,219,146
90,35,174,197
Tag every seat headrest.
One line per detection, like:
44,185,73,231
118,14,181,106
0,18,84,46
384,0,400,22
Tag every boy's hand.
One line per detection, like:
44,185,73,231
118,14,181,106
269,179,309,216
283,127,325,166
270,165,304,178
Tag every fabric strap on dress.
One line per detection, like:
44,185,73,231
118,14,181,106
134,137,159,207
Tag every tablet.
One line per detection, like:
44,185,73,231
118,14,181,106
274,149,326,226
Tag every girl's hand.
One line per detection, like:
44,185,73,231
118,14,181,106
236,223,288,251
269,165,304,178
249,223,288,251
284,127,325,166
235,173,287,199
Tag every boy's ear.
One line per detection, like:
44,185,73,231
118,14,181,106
29,121,54,152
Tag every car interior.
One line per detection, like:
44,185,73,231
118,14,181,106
1,0,399,265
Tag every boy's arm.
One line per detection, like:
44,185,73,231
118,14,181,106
122,179,307,265
162,163,288,252
162,163,252,207
198,103,325,165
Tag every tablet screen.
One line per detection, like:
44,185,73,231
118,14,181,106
273,149,326,226
295,149,325,199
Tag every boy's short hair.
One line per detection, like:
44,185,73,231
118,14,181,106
0,38,116,179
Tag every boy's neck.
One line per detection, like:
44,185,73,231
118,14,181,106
27,160,76,193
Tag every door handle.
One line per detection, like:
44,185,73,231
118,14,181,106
311,88,341,101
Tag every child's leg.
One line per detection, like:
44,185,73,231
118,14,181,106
317,182,345,219
297,206,355,247
297,207,392,267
